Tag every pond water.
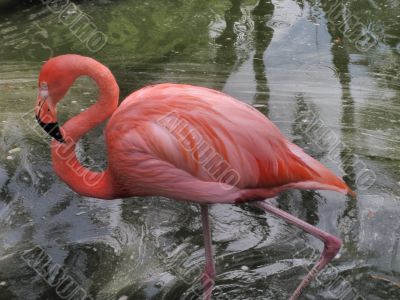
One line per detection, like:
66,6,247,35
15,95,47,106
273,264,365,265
0,0,399,299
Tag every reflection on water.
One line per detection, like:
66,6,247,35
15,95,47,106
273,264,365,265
0,0,400,299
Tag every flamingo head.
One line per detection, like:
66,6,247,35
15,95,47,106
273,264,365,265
35,56,76,143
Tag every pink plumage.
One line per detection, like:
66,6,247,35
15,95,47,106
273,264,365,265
105,83,353,202
35,55,355,300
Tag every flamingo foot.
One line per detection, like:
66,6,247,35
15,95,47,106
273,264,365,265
253,200,342,300
289,235,341,300
201,268,216,300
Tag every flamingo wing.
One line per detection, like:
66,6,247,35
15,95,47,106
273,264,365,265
105,84,352,202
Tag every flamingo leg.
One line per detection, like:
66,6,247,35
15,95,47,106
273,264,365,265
253,200,341,300
200,204,216,300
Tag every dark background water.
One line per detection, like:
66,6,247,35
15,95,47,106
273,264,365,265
0,0,399,299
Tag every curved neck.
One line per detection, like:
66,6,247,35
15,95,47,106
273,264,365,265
51,56,119,199
62,57,119,141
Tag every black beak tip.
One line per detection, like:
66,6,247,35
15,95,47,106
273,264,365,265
36,115,65,143
54,134,65,143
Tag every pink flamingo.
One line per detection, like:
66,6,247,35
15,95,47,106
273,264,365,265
35,55,355,300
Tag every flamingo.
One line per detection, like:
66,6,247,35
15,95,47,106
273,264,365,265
35,54,355,300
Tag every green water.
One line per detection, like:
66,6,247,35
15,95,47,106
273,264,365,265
0,0,399,299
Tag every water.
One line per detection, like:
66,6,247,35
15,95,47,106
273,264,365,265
0,0,399,299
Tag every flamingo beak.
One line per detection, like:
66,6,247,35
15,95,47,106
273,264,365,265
35,115,65,143
35,86,65,143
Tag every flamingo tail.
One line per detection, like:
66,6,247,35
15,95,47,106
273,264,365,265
288,143,356,197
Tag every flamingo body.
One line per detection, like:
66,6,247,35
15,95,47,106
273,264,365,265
104,83,350,202
35,55,354,300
